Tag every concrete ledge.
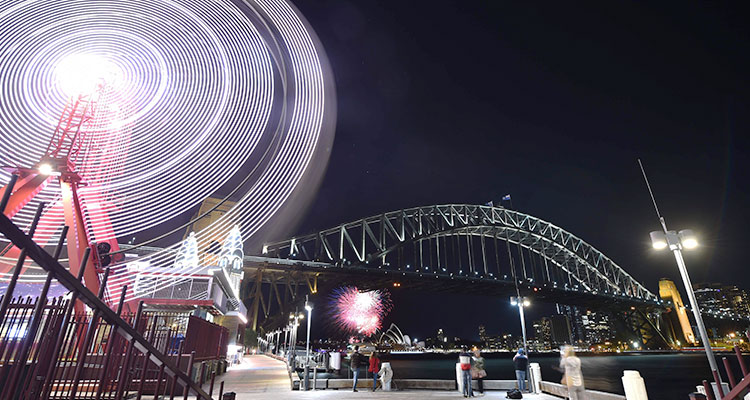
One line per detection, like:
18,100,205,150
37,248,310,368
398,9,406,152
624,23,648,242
326,379,456,390
396,379,456,390
481,380,521,390
540,381,625,400
295,376,624,399
323,379,520,391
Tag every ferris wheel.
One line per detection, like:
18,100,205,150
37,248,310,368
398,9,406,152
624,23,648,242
0,0,336,299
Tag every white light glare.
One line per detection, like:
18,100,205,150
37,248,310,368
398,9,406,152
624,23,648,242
679,230,698,249
649,231,667,250
682,238,698,249
523,299,531,307
55,54,122,96
38,163,53,175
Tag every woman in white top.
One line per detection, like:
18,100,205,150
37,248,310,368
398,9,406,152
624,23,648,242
559,346,586,400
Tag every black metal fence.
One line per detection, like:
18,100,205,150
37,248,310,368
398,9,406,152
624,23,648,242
0,183,226,400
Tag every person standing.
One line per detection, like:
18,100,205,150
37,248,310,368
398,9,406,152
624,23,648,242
369,351,381,391
472,349,487,395
560,346,586,400
458,346,474,398
350,346,363,392
513,348,529,392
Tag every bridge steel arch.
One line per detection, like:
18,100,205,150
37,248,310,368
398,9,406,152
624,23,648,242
263,204,660,306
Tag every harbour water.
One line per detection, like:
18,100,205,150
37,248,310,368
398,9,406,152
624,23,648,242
343,352,741,399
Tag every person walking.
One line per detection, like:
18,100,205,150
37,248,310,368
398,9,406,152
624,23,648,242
459,346,474,398
560,346,586,400
513,348,529,392
472,349,487,395
369,351,381,391
350,346,363,392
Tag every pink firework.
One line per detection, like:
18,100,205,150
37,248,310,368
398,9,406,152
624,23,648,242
330,286,392,336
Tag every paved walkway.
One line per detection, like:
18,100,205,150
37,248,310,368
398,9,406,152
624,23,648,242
199,355,560,400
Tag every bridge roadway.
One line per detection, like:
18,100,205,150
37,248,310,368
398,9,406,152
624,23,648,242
196,355,560,399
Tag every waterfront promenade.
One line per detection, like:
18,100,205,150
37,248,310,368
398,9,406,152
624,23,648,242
204,355,561,400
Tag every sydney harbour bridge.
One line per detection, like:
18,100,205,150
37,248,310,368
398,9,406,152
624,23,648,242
240,203,746,350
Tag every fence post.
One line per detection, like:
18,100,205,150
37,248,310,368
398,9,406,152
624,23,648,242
40,249,90,399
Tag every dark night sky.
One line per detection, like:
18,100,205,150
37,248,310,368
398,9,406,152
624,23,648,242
288,1,749,340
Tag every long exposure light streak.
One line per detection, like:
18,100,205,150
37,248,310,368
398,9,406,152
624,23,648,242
0,0,335,298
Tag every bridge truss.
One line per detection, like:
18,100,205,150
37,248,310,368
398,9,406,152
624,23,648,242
263,204,660,306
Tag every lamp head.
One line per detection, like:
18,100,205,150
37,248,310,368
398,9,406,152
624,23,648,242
679,230,698,249
649,231,667,250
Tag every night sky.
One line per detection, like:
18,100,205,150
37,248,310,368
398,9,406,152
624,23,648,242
288,1,750,341
286,1,750,341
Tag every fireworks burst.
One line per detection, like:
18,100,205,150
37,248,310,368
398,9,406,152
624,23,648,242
329,286,392,336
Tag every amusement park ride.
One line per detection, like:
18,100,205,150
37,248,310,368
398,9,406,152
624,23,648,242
0,0,335,396
0,57,122,302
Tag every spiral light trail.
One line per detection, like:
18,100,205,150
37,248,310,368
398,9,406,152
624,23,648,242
0,0,335,298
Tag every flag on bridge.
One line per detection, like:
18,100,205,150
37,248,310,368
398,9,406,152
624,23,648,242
502,194,512,201
485,201,493,207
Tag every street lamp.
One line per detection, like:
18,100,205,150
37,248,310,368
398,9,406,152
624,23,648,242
650,228,722,386
511,295,533,392
640,159,723,390
304,297,313,390
305,301,313,362
510,296,530,354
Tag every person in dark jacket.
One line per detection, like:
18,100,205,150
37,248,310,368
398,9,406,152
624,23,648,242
350,346,363,392
513,348,529,392
369,352,381,391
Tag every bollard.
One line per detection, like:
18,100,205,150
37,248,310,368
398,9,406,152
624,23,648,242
380,362,393,391
622,370,648,400
529,363,542,394
329,352,341,370
455,363,464,394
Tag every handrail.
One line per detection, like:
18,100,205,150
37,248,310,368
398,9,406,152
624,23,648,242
0,212,213,399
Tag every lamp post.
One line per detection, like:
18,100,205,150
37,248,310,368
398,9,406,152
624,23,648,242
511,295,533,392
510,296,530,354
305,299,313,363
287,311,304,366
650,228,722,388
640,159,723,392
304,297,313,390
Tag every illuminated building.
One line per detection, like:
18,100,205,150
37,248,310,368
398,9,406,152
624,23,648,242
693,283,750,318
659,278,697,345
478,325,488,346
533,317,552,349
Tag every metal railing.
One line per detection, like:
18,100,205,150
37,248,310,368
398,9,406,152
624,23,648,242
0,185,223,399
701,346,750,400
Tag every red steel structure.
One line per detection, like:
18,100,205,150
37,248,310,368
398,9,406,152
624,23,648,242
0,86,123,300
0,198,226,399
